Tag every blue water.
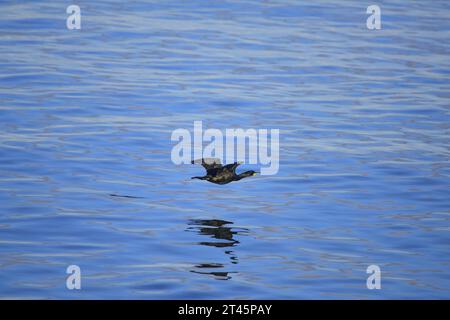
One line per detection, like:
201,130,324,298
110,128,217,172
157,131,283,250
0,0,449,299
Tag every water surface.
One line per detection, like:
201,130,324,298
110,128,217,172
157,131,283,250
0,0,449,299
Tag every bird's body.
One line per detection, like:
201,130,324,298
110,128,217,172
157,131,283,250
191,158,257,184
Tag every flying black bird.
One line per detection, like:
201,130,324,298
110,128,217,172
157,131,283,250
191,158,258,185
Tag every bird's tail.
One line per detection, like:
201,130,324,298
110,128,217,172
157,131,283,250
191,176,208,180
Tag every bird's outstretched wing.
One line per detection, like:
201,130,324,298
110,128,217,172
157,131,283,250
191,158,223,175
223,162,242,173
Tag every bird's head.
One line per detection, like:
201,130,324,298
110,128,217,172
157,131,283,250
240,170,259,177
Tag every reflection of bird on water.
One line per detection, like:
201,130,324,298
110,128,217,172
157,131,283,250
189,219,239,249
191,263,234,280
187,219,248,280
191,158,258,184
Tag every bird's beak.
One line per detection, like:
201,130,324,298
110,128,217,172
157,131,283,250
253,172,259,176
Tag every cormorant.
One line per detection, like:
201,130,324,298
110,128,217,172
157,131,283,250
191,158,258,185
